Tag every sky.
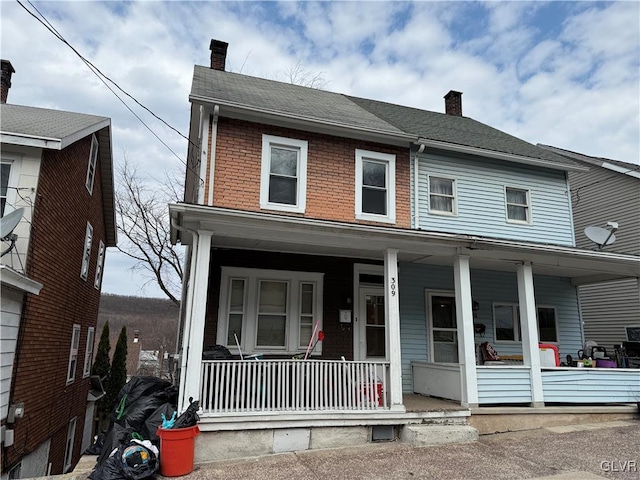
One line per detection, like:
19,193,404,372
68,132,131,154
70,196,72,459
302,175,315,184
1,1,639,299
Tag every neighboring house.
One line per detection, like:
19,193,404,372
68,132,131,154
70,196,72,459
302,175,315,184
0,60,116,478
168,41,640,460
538,145,640,353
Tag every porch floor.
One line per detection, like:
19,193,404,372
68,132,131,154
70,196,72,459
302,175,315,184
403,394,467,413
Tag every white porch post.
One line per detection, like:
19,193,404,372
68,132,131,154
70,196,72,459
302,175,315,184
180,231,212,411
384,248,405,411
454,255,478,408
517,262,544,407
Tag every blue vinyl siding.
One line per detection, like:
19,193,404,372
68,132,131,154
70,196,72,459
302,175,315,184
542,369,640,403
477,367,532,404
416,153,575,246
398,263,582,393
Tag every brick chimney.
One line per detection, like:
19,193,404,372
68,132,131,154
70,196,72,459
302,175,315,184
444,90,463,116
1,60,15,104
210,40,228,71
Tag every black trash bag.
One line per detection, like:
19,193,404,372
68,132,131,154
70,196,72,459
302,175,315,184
111,377,178,429
173,399,200,429
96,424,136,468
143,403,176,444
90,439,158,480
84,430,107,455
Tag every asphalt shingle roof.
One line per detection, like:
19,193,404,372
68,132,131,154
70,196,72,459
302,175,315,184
0,103,109,141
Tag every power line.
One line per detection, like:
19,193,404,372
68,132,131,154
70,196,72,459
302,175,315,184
17,0,204,187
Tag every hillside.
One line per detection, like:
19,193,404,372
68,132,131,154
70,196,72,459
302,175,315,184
97,294,180,353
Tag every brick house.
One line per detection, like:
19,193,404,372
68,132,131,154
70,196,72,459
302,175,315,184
169,41,640,461
0,60,116,477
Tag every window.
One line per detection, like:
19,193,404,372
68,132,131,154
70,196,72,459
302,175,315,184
218,267,323,355
260,135,308,213
505,187,530,223
64,417,77,473
427,292,458,363
1,161,11,216
94,241,105,289
80,222,93,280
493,303,558,343
83,327,95,378
429,176,456,215
67,324,81,384
86,134,99,194
355,149,396,223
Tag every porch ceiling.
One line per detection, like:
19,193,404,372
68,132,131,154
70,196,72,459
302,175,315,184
170,204,640,285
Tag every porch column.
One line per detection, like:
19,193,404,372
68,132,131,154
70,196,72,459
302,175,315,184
454,255,478,408
517,262,544,407
180,231,212,411
384,248,405,411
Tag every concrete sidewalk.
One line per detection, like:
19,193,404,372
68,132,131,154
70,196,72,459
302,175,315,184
170,421,638,480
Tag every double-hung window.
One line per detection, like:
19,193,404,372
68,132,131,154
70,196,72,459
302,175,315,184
86,134,99,194
505,187,530,223
1,160,12,216
218,267,323,355
355,149,396,223
80,222,93,280
260,135,308,213
67,324,81,384
94,241,105,289
493,303,558,343
428,176,456,215
64,417,77,472
83,327,95,378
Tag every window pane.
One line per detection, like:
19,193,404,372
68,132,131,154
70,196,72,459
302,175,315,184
366,295,385,325
366,327,385,357
268,176,297,205
299,324,312,348
433,342,458,363
432,297,456,328
538,307,557,342
259,281,287,314
362,160,386,187
1,163,10,197
362,188,387,215
433,331,456,342
270,147,298,176
430,177,453,195
301,283,314,315
430,195,453,213
257,315,286,346
507,189,527,205
507,205,527,221
227,314,243,345
230,279,245,311
495,305,516,341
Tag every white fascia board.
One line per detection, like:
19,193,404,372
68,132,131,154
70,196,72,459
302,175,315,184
0,265,43,294
189,96,415,146
601,161,640,180
418,138,589,172
0,132,62,150
59,119,111,149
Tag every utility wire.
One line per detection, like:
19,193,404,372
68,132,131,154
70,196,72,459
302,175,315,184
17,0,204,186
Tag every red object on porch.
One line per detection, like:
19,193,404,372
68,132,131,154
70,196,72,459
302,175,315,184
539,343,560,367
362,382,384,406
157,425,200,476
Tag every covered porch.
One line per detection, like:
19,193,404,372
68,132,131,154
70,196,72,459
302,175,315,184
170,204,640,418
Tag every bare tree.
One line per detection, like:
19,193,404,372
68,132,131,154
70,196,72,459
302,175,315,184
282,59,329,89
115,156,184,305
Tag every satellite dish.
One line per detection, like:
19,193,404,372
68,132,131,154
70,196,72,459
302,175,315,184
1,207,24,258
584,222,617,251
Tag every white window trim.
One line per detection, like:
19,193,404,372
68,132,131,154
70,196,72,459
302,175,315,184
64,417,77,473
94,241,105,289
1,153,22,217
218,267,324,355
426,290,458,363
505,185,531,225
493,303,559,344
355,149,396,224
80,222,93,280
427,175,458,216
86,134,99,194
83,327,95,378
67,324,81,384
260,134,308,213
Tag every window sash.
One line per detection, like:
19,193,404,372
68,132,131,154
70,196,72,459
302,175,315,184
355,150,396,223
67,325,81,384
80,223,93,280
493,304,558,344
299,282,315,348
506,187,529,222
257,280,288,348
94,241,105,289
226,278,246,346
1,162,11,216
83,327,95,378
86,135,98,194
260,135,307,213
429,177,455,214
64,417,77,472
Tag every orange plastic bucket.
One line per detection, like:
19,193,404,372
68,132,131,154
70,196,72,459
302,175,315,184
157,425,200,476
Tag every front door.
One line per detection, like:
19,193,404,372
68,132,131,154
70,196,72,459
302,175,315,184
358,287,387,360
427,292,458,363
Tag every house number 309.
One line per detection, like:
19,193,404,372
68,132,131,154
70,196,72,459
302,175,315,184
390,277,396,296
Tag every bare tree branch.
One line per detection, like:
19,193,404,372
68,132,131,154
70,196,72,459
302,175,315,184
281,59,329,90
115,155,184,305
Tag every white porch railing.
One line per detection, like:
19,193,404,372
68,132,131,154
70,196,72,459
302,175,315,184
200,359,390,414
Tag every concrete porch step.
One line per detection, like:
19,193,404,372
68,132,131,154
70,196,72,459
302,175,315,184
400,424,479,446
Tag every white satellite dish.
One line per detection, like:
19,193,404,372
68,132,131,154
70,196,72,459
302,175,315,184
584,222,617,251
1,207,24,257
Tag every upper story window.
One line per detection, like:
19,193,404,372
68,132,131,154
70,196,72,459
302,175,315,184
86,134,99,195
67,324,81,384
260,135,308,213
80,222,93,281
83,326,95,378
94,241,105,289
505,187,530,223
355,149,396,223
429,176,456,215
1,161,12,216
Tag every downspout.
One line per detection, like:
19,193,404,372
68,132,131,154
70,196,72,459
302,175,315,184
207,105,220,206
171,218,199,407
413,144,425,229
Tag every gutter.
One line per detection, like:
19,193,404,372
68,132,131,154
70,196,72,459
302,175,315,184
207,106,219,206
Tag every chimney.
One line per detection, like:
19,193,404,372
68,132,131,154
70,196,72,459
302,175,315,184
1,60,15,104
444,90,463,116
210,39,228,71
